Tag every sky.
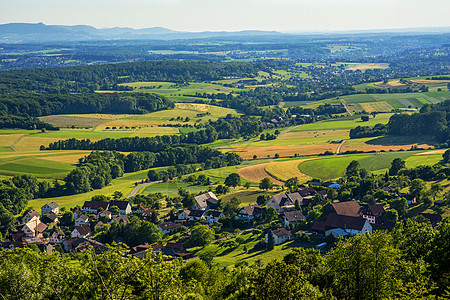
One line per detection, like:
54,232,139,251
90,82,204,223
2,0,450,32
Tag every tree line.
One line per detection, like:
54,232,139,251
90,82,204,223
0,92,174,117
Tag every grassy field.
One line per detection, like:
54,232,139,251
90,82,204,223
39,114,130,129
202,231,325,268
27,169,149,209
142,182,207,196
0,150,90,179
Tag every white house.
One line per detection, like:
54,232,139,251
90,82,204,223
188,210,205,221
71,225,91,238
97,210,112,220
265,228,293,245
193,192,218,210
158,222,182,234
204,210,224,224
281,210,305,227
236,204,263,223
75,215,90,227
266,193,302,213
109,200,133,215
21,209,40,224
41,202,59,216
324,214,372,237
49,230,66,244
22,216,47,237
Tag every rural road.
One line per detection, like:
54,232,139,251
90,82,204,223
126,181,161,198
340,99,353,116
10,133,30,152
336,139,347,154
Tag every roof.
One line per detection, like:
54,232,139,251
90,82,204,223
109,200,131,210
82,201,110,211
312,221,326,232
24,210,40,219
99,210,111,215
331,201,362,217
158,222,182,230
330,228,350,237
325,214,367,231
78,214,89,221
267,193,302,207
365,204,385,217
240,204,263,216
283,210,306,222
205,210,223,218
43,202,59,209
194,192,218,209
188,210,205,218
70,238,107,252
271,228,293,238
112,215,129,223
419,213,442,226
74,225,91,236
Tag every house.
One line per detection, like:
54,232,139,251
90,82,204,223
419,213,442,227
204,210,224,224
188,210,205,221
64,238,108,253
71,225,91,238
158,222,182,234
362,204,385,224
72,209,82,220
82,201,110,214
266,193,302,213
311,221,326,234
265,228,293,245
140,208,156,222
41,202,59,216
22,216,47,237
110,215,129,224
281,210,306,227
75,215,90,227
298,187,317,200
193,192,218,210
49,230,66,244
98,210,112,220
94,221,105,231
109,200,133,215
176,209,191,223
21,209,40,224
162,243,193,259
324,214,372,236
330,201,362,217
236,204,264,222
41,213,59,225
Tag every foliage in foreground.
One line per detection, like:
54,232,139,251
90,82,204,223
0,220,449,300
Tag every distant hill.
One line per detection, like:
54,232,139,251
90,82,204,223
0,22,281,42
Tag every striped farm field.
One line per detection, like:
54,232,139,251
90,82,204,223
39,114,130,128
237,162,283,185
0,134,24,147
359,101,394,113
264,159,311,182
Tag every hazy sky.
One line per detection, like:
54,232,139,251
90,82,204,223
2,0,450,32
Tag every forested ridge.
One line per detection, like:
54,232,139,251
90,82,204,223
0,60,262,94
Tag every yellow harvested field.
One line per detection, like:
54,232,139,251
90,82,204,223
344,63,389,71
40,153,88,164
174,103,218,112
40,114,133,128
230,144,338,160
264,159,311,182
95,119,178,131
0,134,24,147
412,79,450,84
13,136,67,152
341,143,434,153
237,163,284,185
414,149,446,156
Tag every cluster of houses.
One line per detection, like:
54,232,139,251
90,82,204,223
3,183,444,256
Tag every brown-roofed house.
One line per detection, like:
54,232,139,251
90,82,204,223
265,228,293,245
193,192,218,210
158,221,182,234
324,214,372,236
71,225,91,238
362,204,385,224
237,204,264,222
266,193,302,213
281,210,306,227
419,213,442,228
82,201,110,214
331,201,362,217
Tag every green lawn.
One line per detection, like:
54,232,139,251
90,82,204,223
0,156,75,179
292,114,392,132
298,155,369,180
